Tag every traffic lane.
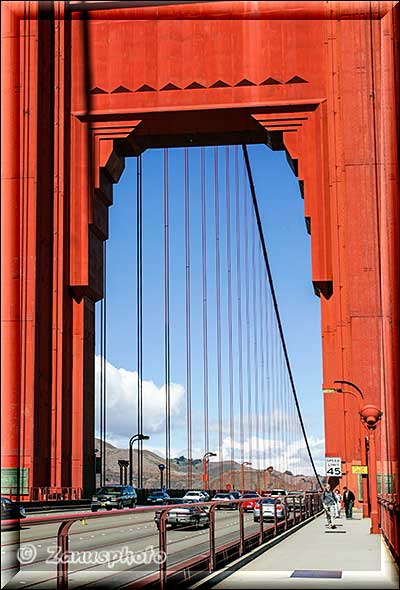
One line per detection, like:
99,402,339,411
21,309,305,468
3,511,257,588
53,512,268,589
70,512,280,589
2,508,167,548
4,511,293,589
2,510,240,575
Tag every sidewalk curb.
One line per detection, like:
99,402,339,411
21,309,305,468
189,512,324,589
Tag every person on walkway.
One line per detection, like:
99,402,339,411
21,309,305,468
322,483,337,529
343,486,355,519
334,488,342,518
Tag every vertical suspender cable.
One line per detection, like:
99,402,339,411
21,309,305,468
164,148,171,488
201,148,209,475
278,337,283,484
242,144,322,488
265,275,272,475
235,147,244,467
136,154,143,488
184,147,193,488
102,243,107,488
99,298,103,487
251,212,260,489
259,244,266,485
214,147,223,490
244,163,253,473
225,147,235,488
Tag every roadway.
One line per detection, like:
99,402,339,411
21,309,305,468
1,506,280,589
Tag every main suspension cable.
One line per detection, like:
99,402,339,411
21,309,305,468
242,144,323,489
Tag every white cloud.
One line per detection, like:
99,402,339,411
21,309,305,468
218,434,325,476
95,356,185,447
95,356,325,476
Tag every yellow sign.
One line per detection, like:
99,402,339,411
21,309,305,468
352,465,368,474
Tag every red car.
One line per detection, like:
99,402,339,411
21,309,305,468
242,492,261,511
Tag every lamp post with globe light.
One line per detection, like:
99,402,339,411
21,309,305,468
329,380,383,534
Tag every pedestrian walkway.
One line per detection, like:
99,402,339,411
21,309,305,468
192,513,399,589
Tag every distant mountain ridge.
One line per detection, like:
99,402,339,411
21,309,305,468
96,439,318,491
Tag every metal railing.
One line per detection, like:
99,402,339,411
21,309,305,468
378,494,399,561
1,487,83,501
2,493,322,589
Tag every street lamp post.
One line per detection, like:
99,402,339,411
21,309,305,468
129,434,150,487
241,462,252,495
266,465,274,490
332,380,383,534
360,404,383,534
202,452,217,491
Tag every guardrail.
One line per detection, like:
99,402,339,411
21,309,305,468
2,487,83,501
2,493,322,589
378,494,399,562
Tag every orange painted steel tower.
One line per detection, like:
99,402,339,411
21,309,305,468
1,0,398,558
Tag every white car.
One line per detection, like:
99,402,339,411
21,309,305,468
269,489,288,498
182,490,210,502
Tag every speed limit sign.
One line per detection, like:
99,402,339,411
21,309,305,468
325,457,342,477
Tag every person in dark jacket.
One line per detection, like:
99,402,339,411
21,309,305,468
343,486,355,518
322,483,337,529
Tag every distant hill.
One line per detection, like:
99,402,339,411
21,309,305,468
95,439,318,491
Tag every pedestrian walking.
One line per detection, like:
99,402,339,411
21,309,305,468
322,483,337,529
343,486,355,519
334,488,342,518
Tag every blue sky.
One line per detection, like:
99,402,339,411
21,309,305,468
95,143,324,474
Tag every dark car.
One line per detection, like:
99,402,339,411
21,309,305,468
91,485,137,511
154,499,209,529
287,492,306,511
1,497,26,529
147,490,171,504
230,491,242,500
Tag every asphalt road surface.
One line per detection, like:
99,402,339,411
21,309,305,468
1,507,288,589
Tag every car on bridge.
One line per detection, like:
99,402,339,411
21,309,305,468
91,485,137,511
230,490,242,500
287,491,306,511
147,490,171,504
154,499,210,529
212,492,238,510
253,497,286,522
242,492,262,511
182,490,210,502
1,497,26,529
269,488,288,498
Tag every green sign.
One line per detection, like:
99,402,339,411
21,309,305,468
1,468,29,495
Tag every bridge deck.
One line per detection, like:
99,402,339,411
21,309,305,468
193,512,398,589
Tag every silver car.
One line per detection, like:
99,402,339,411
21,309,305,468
253,498,286,522
154,499,210,529
212,493,238,510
